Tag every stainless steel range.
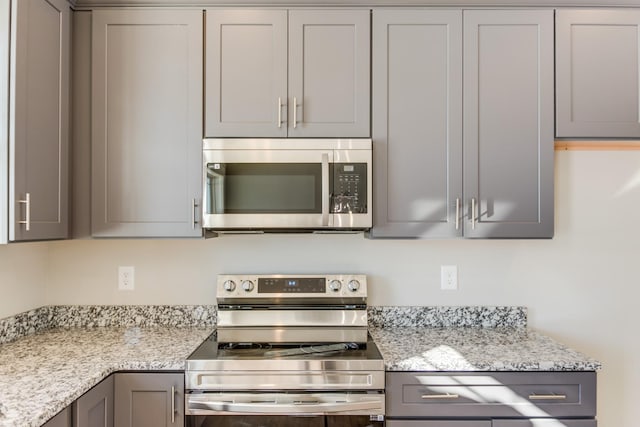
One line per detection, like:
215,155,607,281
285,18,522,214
185,274,385,427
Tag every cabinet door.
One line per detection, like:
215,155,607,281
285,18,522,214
370,9,462,238
205,10,287,137
92,10,203,237
43,406,72,427
8,0,70,241
0,0,9,244
556,9,640,138
288,10,370,138
114,373,184,427
463,10,554,238
74,375,114,427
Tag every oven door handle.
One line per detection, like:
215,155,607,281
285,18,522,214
188,399,383,414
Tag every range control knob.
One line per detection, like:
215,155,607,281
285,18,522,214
223,280,236,292
348,280,361,292
242,280,255,292
329,279,342,292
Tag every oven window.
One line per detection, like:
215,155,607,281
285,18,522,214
205,163,322,214
187,415,383,427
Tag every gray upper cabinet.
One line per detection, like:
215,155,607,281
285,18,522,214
205,10,288,137
74,374,114,427
91,10,203,237
4,0,70,243
556,9,640,138
463,10,554,238
370,9,462,238
371,9,553,239
114,373,184,427
204,9,370,138
0,0,9,244
288,10,370,137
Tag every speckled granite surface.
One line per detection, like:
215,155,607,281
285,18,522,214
0,305,217,344
368,306,526,328
0,326,214,427
370,327,602,371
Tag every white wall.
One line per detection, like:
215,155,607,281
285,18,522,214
0,242,49,318
11,150,636,426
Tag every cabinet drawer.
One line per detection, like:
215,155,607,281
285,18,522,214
387,372,596,418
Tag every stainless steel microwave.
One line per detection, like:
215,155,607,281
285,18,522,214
202,139,372,232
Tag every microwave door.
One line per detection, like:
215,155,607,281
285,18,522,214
203,149,333,230
206,163,225,214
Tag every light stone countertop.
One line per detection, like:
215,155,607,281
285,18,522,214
370,327,602,372
0,326,214,427
0,323,601,427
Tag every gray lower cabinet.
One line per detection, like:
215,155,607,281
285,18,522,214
43,406,72,427
74,374,114,427
204,9,370,138
114,373,184,427
371,9,554,239
1,0,70,244
386,372,597,426
91,10,203,237
556,9,640,138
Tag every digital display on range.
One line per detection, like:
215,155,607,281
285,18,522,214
258,277,326,293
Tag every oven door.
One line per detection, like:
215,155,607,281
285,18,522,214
203,141,333,230
186,392,385,427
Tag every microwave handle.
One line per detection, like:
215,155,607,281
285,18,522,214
322,153,330,226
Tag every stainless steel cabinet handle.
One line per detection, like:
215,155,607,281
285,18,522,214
18,193,31,231
528,394,567,401
171,386,176,423
421,393,460,400
293,96,298,129
192,199,198,229
321,153,329,226
455,198,460,230
471,198,477,230
277,97,283,128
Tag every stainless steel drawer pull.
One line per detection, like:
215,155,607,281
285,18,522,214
278,97,283,128
528,393,567,401
421,393,460,400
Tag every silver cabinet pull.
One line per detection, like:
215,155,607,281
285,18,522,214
18,193,31,231
455,198,460,230
528,394,567,401
293,96,298,129
171,386,176,423
192,199,199,229
277,97,283,128
421,393,460,400
471,198,477,230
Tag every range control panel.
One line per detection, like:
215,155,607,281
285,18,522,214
217,274,367,299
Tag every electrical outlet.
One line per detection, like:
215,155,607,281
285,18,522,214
441,265,458,290
118,266,135,291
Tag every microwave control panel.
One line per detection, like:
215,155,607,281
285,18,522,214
331,163,367,214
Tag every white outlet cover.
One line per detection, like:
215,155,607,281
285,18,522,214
118,266,135,291
441,265,458,290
